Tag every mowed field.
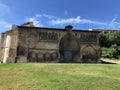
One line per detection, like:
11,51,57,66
0,63,120,90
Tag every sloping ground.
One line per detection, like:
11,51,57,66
0,64,120,90
101,58,120,64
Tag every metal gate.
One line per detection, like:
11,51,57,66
64,51,72,62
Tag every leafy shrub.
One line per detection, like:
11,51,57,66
101,44,120,59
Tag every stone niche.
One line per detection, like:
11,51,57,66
81,45,98,63
27,51,58,63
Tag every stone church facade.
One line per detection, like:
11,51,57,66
0,22,100,63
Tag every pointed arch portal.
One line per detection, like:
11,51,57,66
59,32,80,62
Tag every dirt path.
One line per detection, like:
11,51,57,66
101,58,120,64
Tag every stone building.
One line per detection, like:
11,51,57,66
0,22,100,63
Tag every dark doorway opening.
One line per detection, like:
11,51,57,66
64,51,73,62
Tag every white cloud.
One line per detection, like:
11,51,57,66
25,14,120,30
26,14,107,26
81,19,107,25
28,17,44,27
25,14,59,27
50,16,81,25
36,14,57,19
50,16,107,25
107,17,120,29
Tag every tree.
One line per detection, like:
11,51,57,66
99,32,120,59
108,44,119,59
99,32,108,47
106,32,118,47
99,32,119,47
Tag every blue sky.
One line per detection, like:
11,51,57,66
0,0,120,32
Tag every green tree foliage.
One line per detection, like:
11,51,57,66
99,31,120,59
99,32,108,47
99,32,120,47
109,44,119,59
107,32,118,47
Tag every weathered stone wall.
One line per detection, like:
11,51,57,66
0,30,19,63
17,27,67,62
16,26,100,63
74,31,100,63
0,25,100,63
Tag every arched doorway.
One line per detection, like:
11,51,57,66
59,31,80,63
81,45,98,63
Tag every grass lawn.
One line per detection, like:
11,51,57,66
0,63,120,90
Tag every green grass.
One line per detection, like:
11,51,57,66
0,63,120,90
